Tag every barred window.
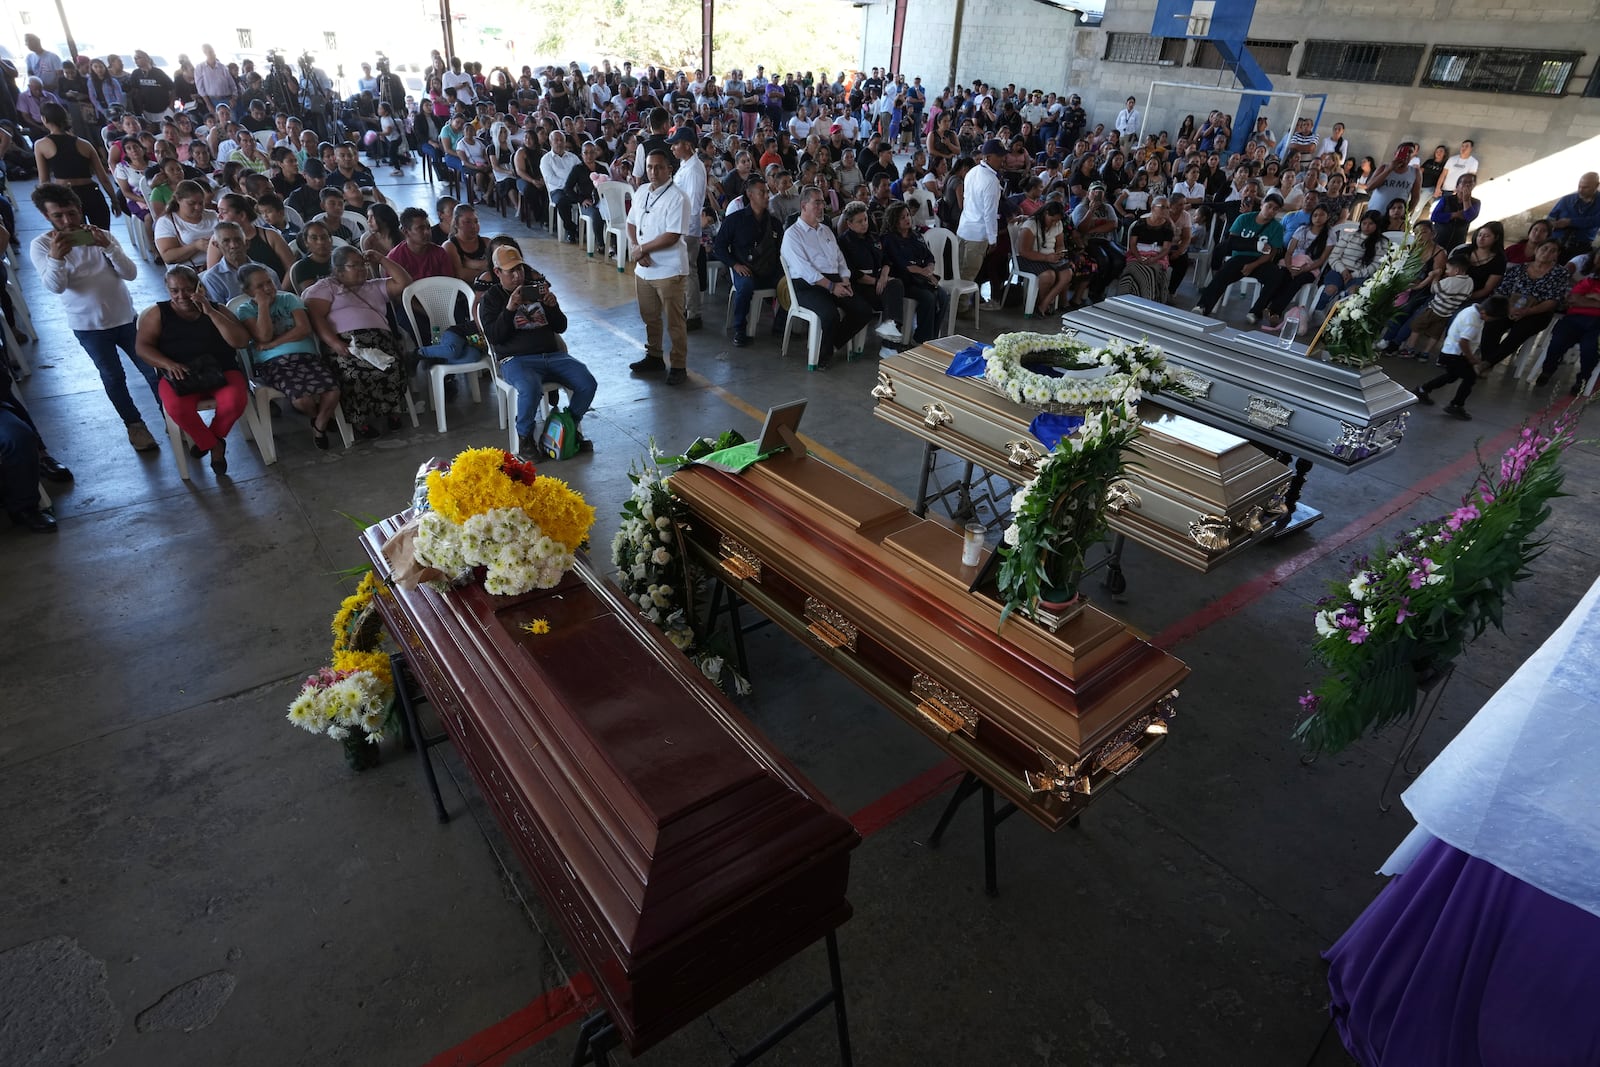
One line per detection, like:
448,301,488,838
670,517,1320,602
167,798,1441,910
1422,46,1581,97
1299,41,1423,87
1193,39,1294,77
1104,33,1185,65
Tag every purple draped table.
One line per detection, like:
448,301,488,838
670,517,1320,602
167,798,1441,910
1324,836,1600,1066
1323,578,1600,1066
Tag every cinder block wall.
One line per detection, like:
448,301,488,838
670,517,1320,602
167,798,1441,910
860,0,1599,226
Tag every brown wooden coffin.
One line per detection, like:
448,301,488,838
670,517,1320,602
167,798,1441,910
872,336,1294,570
669,454,1190,832
360,515,858,1055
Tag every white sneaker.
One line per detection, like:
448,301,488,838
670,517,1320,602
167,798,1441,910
1375,339,1391,352
1245,313,1259,325
875,321,903,341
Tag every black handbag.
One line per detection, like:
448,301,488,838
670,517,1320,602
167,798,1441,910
164,354,228,396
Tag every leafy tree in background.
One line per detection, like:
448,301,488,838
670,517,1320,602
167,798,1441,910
521,0,860,76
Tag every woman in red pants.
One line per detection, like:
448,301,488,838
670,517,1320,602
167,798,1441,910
134,266,254,475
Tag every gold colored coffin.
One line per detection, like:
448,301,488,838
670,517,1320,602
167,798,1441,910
671,453,1189,831
871,336,1294,570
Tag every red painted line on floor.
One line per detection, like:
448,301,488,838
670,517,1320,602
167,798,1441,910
850,758,964,838
422,972,598,1067
1151,412,1551,651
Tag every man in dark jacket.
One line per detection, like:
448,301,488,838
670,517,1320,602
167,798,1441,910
712,176,785,346
126,51,175,123
478,245,596,455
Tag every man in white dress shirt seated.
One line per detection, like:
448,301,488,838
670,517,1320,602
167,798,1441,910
780,186,876,368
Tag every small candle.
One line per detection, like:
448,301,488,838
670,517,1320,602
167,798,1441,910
961,523,985,567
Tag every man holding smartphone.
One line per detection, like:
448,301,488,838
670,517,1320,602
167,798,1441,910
479,245,596,457
30,183,162,454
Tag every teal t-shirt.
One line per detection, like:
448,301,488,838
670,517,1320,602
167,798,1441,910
234,292,320,362
1226,211,1286,259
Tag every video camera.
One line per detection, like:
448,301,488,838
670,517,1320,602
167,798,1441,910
375,52,391,76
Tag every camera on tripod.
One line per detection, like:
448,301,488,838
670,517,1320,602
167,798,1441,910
375,52,391,76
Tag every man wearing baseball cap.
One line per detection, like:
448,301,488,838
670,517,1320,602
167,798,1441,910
955,139,1006,309
478,244,597,456
1060,94,1086,148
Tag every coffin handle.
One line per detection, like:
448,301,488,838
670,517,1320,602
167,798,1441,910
922,402,953,429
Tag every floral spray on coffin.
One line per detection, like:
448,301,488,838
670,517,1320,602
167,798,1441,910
387,447,596,597
610,432,754,695
995,403,1143,630
978,330,1179,630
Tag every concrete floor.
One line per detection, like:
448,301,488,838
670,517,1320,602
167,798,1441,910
2,167,1595,1067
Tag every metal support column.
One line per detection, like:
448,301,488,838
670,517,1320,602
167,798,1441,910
701,0,715,83
889,0,910,77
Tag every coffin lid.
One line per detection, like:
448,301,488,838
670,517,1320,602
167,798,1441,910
1062,296,1415,455
670,456,1189,759
362,514,857,963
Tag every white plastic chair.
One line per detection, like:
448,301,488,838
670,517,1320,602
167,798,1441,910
123,212,158,263
1221,276,1262,312
223,295,353,463
2,316,28,378
401,277,491,433
726,281,779,335
1513,322,1556,383
778,270,827,370
163,395,265,480
546,190,568,242
598,182,632,272
999,223,1041,318
282,205,305,230
904,188,938,230
252,130,275,151
5,272,34,342
923,227,978,334
705,258,727,296
311,212,368,242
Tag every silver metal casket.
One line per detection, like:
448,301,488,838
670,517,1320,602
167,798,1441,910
1061,296,1416,470
871,337,1294,571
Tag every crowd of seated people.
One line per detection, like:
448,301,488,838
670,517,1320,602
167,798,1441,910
5,43,1600,513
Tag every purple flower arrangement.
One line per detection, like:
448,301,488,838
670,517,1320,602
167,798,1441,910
1294,412,1580,754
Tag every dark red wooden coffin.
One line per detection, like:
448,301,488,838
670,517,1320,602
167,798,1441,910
670,453,1190,831
360,514,858,1055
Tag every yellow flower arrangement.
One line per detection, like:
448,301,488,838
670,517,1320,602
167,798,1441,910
425,447,596,549
332,648,392,689
521,619,551,635
331,571,380,651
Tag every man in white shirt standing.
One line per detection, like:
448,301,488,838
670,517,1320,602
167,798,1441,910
442,58,475,106
956,139,1005,308
24,34,62,92
29,183,161,453
780,186,875,367
1438,139,1480,198
195,44,236,116
627,150,692,385
1115,96,1141,140
670,127,708,329
539,130,580,242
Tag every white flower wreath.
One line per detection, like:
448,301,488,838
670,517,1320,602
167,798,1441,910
983,330,1179,409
